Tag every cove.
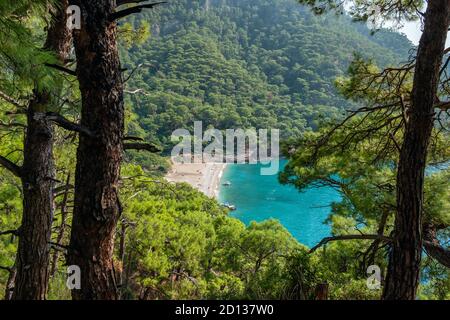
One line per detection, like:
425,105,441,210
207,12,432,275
218,160,341,247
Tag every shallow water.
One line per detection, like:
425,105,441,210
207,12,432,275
218,160,342,247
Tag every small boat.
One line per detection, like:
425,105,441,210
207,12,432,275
222,181,232,186
221,203,237,211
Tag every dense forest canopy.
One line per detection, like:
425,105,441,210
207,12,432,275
120,0,413,151
0,0,448,301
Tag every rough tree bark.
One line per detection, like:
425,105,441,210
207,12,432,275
383,0,450,300
11,0,72,300
314,283,329,300
67,0,124,300
422,223,450,269
11,93,55,300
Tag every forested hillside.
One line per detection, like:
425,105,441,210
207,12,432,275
0,0,448,302
120,0,412,148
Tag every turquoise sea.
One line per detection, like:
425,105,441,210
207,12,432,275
218,160,341,247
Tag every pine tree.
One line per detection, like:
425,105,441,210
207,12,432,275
298,0,450,299
67,0,163,299
11,0,74,300
0,0,78,299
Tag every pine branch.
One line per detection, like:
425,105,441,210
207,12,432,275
5,109,26,116
423,223,450,268
0,120,26,128
53,184,74,195
434,101,450,111
117,0,150,6
424,241,450,268
124,142,161,153
48,241,69,252
0,89,25,109
0,156,23,178
109,2,166,21
123,63,153,83
124,136,144,141
40,112,96,137
0,265,12,272
45,63,77,76
0,229,19,237
309,234,392,253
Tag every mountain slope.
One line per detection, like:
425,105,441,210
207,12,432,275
121,0,413,148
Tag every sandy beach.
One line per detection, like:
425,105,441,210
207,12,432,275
166,159,227,198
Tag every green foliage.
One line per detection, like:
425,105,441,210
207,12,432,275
0,125,23,294
118,165,310,299
119,21,152,49
121,0,412,151
47,272,72,300
298,0,422,25
281,115,450,299
419,258,450,300
0,0,61,94
113,162,394,300
0,176,21,293
2,0,444,302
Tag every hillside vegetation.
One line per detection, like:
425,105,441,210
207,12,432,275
121,0,412,149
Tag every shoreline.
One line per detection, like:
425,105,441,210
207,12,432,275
166,159,227,198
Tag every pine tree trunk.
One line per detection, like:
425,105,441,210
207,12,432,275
67,0,124,300
314,283,329,300
11,1,71,300
383,0,450,300
12,101,55,300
